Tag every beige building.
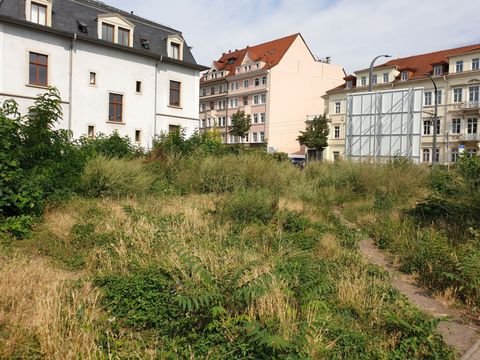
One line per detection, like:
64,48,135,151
200,34,345,157
325,44,480,163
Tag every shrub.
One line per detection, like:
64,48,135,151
219,189,278,224
80,156,156,198
79,131,142,159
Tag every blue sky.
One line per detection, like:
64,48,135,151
108,0,480,73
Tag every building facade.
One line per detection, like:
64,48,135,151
325,44,480,163
0,0,206,148
199,34,345,157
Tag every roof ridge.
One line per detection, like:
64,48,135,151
70,0,182,35
237,33,299,54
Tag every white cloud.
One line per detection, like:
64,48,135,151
109,0,479,73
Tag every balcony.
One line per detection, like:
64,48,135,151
462,101,480,109
459,133,480,142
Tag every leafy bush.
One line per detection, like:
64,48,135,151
79,131,142,159
0,88,87,218
80,156,156,198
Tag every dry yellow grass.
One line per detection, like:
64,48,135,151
0,255,102,359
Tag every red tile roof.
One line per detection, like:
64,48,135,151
327,43,480,93
202,34,300,82
377,44,480,80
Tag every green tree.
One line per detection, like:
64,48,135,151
229,111,251,140
297,114,330,152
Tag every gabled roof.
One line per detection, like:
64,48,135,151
208,33,300,77
0,0,199,65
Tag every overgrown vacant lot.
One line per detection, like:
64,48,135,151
0,153,458,359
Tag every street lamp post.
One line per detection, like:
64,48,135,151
426,73,438,166
369,54,392,92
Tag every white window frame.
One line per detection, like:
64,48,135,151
424,91,432,106
334,125,340,139
335,102,341,114
433,65,443,76
456,60,464,73
453,88,463,103
360,77,366,86
473,58,480,71
400,71,408,81
260,113,266,123
26,0,52,26
167,34,184,60
383,73,389,83
422,149,430,163
243,79,249,88
261,94,266,104
451,118,461,134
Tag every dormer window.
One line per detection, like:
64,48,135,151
401,71,409,81
118,28,130,46
346,80,353,89
171,43,180,59
167,35,184,61
26,0,52,27
433,65,443,76
97,13,134,47
102,23,114,43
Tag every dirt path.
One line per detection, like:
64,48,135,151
335,210,480,359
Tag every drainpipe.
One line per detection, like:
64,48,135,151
154,56,162,137
68,33,77,132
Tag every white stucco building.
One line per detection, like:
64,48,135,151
0,0,206,148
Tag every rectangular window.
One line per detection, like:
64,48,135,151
118,27,130,46
433,65,443,76
435,118,440,135
253,95,259,105
451,148,459,163
169,81,181,106
260,113,265,123
453,88,463,103
423,120,431,135
29,52,48,86
456,61,464,73
467,148,477,157
261,94,266,103
202,88,207,97
254,78,260,86
210,87,215,95
436,90,442,105
473,58,480,71
401,71,408,81
334,125,340,139
171,43,180,59
243,96,249,105
135,130,141,143
333,152,340,161
451,118,461,134
108,93,123,122
89,72,96,85
435,149,440,163
469,86,479,103
31,2,47,25
243,79,249,88
253,114,258,123
360,77,366,86
335,102,341,114
87,125,95,138
102,23,114,43
136,81,142,93
259,131,265,142
253,132,258,142
383,73,389,83
261,76,267,85
467,118,478,134
423,149,430,163
372,74,377,85
346,80,353,88
424,91,432,106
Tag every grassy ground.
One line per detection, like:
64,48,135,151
0,154,458,358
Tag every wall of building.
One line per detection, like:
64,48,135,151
71,41,156,146
268,36,345,155
0,23,70,129
0,23,201,148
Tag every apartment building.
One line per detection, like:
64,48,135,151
0,0,206,148
199,34,345,157
324,44,480,163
